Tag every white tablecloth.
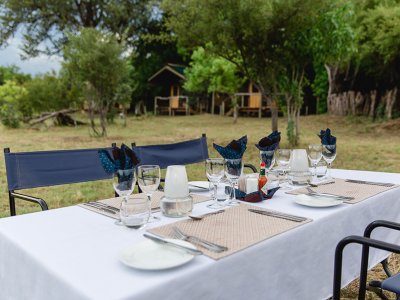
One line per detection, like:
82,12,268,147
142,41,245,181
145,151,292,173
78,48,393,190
1,169,400,300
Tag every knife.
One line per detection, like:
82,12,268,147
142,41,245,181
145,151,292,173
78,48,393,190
306,192,354,201
143,234,203,256
248,209,307,222
345,179,395,187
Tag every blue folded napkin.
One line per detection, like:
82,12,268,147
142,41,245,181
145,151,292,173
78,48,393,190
98,144,140,174
255,131,281,151
318,128,336,154
225,186,280,202
213,135,247,159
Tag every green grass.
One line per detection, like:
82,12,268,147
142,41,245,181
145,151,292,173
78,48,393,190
1,113,399,217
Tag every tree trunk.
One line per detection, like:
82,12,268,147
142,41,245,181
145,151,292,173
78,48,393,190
369,90,377,118
385,88,397,119
258,84,278,131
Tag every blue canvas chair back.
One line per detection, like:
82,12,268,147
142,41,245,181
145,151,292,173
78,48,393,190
4,147,112,216
132,135,209,169
4,148,112,190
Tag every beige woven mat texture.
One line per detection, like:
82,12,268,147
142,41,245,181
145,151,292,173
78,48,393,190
287,178,398,204
79,191,209,219
149,203,311,260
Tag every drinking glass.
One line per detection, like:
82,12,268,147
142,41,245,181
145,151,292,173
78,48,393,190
113,169,136,201
260,150,275,173
205,158,225,209
322,144,337,179
308,144,323,181
276,149,292,188
119,197,150,229
137,165,161,222
225,158,243,205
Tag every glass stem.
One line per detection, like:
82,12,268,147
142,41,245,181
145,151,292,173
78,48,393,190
146,193,152,216
213,182,218,205
230,181,236,202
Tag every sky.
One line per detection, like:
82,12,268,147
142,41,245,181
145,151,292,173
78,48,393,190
0,35,62,76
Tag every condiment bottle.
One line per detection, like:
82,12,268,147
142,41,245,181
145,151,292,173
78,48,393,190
258,162,268,197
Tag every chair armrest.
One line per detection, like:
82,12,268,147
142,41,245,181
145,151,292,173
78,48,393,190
358,219,400,293
10,191,49,211
364,220,400,238
244,163,257,173
333,235,400,300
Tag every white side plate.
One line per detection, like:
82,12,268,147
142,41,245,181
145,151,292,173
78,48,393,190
119,239,196,270
295,194,343,208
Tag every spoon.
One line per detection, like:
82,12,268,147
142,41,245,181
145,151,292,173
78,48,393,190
189,210,224,220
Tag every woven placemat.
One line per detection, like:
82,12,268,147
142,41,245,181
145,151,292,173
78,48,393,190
287,178,399,204
148,203,311,260
79,191,210,219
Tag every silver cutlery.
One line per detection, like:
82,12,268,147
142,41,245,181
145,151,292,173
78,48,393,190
89,201,120,212
305,187,354,200
189,184,209,190
344,179,396,187
143,233,203,256
248,209,307,222
83,202,117,214
172,226,228,253
189,210,224,220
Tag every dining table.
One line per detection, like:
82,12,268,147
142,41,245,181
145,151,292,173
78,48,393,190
0,169,400,300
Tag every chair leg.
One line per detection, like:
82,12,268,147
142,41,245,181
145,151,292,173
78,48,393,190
9,191,16,216
381,258,392,277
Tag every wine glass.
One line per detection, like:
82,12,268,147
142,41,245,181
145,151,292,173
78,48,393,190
113,169,136,201
205,158,225,209
275,149,292,189
308,144,323,181
137,165,161,222
322,144,337,179
225,158,243,205
260,150,275,174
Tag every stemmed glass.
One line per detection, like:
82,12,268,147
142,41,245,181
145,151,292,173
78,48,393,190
113,169,136,225
225,158,243,205
308,144,323,181
275,149,292,189
322,144,337,179
260,150,275,174
137,165,161,222
205,158,225,209
113,169,136,201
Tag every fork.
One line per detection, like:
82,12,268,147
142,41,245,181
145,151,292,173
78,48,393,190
172,227,228,253
88,201,120,212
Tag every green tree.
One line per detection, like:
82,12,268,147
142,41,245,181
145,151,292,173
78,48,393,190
0,0,152,56
19,73,82,118
0,80,27,128
0,66,31,85
310,2,357,101
63,28,133,136
184,46,244,122
162,0,343,133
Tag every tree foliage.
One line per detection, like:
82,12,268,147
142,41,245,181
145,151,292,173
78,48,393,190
63,28,133,136
0,0,153,56
0,80,26,127
184,47,243,95
19,73,82,117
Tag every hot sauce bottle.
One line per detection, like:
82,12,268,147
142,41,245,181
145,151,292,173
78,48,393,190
258,162,268,197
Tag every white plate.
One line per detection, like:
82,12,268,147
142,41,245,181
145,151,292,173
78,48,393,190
295,194,344,208
188,181,209,191
119,239,196,270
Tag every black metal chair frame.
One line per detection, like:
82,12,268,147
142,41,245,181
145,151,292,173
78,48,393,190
333,220,400,300
4,143,116,216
